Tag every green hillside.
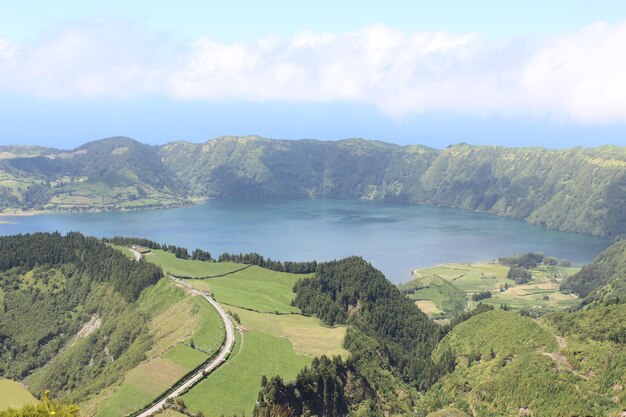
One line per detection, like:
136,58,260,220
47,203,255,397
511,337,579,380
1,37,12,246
2,136,624,238
254,257,446,416
1,234,626,416
561,240,626,305
422,309,626,417
0,137,188,213
159,137,626,238
0,232,171,409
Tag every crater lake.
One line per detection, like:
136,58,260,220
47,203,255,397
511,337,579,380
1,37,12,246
0,199,612,283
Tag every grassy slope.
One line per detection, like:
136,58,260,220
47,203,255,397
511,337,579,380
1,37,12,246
82,279,224,417
0,379,38,411
424,310,625,417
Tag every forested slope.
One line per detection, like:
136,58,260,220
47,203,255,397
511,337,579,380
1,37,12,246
1,136,625,238
561,240,626,305
422,308,626,416
0,232,163,401
160,137,626,238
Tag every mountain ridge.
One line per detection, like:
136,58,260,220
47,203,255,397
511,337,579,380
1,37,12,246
1,136,624,239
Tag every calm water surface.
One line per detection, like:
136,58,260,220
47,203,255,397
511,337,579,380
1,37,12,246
0,200,612,283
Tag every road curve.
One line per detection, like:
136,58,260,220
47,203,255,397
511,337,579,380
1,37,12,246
135,277,236,417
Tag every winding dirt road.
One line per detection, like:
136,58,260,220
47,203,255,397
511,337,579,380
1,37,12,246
134,277,235,417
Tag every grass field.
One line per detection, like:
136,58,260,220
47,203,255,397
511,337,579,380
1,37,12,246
402,275,468,318
414,300,443,316
407,262,581,316
145,249,246,277
184,266,306,313
89,279,223,417
229,306,349,358
182,331,312,417
0,379,38,411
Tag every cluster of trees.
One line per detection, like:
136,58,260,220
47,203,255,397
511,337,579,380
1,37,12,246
191,248,212,261
507,266,533,284
218,252,317,274
499,252,571,269
471,290,492,301
1,232,162,301
293,257,446,388
255,356,350,417
498,252,545,269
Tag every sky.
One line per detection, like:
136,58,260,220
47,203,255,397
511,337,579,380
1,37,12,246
1,0,626,148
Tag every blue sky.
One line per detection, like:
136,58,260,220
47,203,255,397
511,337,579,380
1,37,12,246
1,1,626,148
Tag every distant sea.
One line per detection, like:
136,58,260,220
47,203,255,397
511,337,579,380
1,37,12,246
0,199,611,283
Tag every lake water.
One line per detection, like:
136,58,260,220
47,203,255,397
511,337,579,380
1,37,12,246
0,199,612,283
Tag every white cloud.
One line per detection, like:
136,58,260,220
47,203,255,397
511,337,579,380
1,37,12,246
1,21,626,123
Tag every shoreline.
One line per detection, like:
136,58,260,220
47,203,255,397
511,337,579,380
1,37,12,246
0,198,208,220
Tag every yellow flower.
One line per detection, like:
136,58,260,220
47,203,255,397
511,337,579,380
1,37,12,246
50,412,56,415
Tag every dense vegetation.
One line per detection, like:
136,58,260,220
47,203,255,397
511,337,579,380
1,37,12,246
498,252,545,269
2,136,625,238
561,240,626,305
423,306,626,416
0,232,163,400
0,232,162,301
